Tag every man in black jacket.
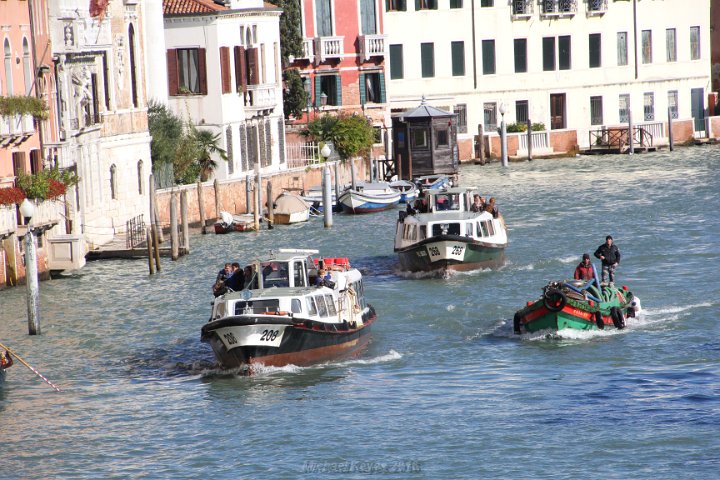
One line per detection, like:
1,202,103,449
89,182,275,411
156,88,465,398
594,235,621,285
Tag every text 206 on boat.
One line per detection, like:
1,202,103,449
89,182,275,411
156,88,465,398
201,249,377,371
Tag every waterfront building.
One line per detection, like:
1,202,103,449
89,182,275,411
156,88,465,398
288,0,392,155
384,0,712,160
47,0,152,247
159,0,286,180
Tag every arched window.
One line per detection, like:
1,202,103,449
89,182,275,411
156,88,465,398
23,38,32,95
4,39,13,95
110,164,117,200
137,160,144,194
128,24,138,107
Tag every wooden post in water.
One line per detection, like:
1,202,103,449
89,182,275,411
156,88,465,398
213,179,221,221
667,107,674,151
254,166,261,231
197,181,206,234
397,153,403,181
266,182,274,229
170,193,179,261
526,118,533,161
323,166,333,228
24,230,40,335
180,190,189,255
146,227,155,275
628,109,635,155
152,222,161,271
477,124,485,164
149,176,163,243
245,175,252,214
334,162,340,211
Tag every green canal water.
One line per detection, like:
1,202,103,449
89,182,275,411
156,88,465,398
1,146,719,478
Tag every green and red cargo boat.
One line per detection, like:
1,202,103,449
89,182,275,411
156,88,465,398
513,276,641,334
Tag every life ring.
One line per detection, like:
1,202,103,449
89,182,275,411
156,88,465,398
595,311,604,330
513,312,522,334
610,307,625,329
543,289,567,312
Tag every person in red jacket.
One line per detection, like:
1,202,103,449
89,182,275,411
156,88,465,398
574,253,594,281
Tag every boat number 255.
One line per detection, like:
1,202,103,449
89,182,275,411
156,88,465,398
260,329,280,342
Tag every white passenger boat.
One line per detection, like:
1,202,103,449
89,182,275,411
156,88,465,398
201,249,377,370
394,187,508,272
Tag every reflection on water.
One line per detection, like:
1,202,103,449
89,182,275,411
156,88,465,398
1,147,720,478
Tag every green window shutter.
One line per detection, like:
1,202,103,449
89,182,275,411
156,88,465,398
415,0,421,10
389,44,403,79
359,73,366,106
451,41,465,76
399,0,406,11
379,72,386,103
314,76,322,107
421,43,434,78
335,74,342,106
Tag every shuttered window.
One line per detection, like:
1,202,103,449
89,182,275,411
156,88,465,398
316,75,342,106
234,46,247,93
666,28,676,62
590,96,603,125
389,44,403,79
421,43,434,78
415,0,437,10
316,0,332,37
542,37,555,71
246,47,259,85
514,38,527,73
482,40,495,75
220,47,231,93
690,26,700,60
641,30,652,64
359,72,386,105
360,0,377,34
589,33,601,68
167,48,207,95
558,35,571,70
617,32,628,66
451,41,465,76
385,0,407,11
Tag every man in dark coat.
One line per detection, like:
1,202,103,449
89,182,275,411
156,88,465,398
224,262,245,292
594,235,621,284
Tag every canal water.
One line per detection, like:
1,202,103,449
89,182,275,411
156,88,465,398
1,146,718,479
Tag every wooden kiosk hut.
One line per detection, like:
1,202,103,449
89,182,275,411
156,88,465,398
391,97,459,180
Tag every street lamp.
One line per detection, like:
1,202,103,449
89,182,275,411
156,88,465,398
499,103,508,167
320,143,331,160
19,198,41,335
321,144,333,229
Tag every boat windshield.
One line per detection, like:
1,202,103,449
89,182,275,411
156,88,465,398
434,194,461,211
234,300,281,315
261,261,290,288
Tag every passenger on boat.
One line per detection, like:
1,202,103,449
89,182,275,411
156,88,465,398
484,197,499,218
216,263,232,282
224,262,245,291
594,235,621,285
0,350,12,369
315,269,333,287
470,195,485,213
574,253,594,281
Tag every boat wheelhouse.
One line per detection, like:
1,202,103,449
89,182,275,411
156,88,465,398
394,187,508,272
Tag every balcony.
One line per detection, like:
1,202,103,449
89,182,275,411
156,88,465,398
540,0,577,17
0,114,35,147
359,34,387,62
315,36,344,63
511,0,534,19
299,38,315,63
586,0,607,16
243,84,278,113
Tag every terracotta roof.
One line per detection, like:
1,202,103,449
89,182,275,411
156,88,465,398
163,0,228,15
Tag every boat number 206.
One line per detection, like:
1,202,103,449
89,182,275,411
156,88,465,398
260,329,280,342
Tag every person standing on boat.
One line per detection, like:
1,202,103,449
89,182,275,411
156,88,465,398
484,197,499,218
574,253,594,281
594,236,621,285
470,195,485,213
224,262,245,292
0,350,12,369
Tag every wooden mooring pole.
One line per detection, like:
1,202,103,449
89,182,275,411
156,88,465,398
180,190,189,255
197,181,207,234
266,182,274,229
170,193,179,261
667,107,674,152
214,179,221,221
24,230,40,335
146,227,155,275
526,118,533,161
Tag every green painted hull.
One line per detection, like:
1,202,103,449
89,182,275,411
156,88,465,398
514,282,637,334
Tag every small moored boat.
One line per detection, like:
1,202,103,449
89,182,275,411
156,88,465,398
513,275,641,334
389,180,419,204
338,182,401,214
201,249,377,370
273,192,311,225
214,211,257,234
394,186,507,273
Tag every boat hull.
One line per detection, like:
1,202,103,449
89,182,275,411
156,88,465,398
515,285,636,334
395,235,505,272
201,307,377,369
339,190,401,214
273,210,309,225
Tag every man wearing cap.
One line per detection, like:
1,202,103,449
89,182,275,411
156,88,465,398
594,235,621,285
574,253,594,281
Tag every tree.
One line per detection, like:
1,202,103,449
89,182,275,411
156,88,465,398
148,101,184,166
283,68,307,119
303,113,375,161
268,0,303,65
193,128,228,182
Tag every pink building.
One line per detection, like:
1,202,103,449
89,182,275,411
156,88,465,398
290,0,390,132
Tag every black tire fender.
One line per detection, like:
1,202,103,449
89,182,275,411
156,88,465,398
543,289,567,312
595,311,605,330
513,313,522,334
611,306,626,329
